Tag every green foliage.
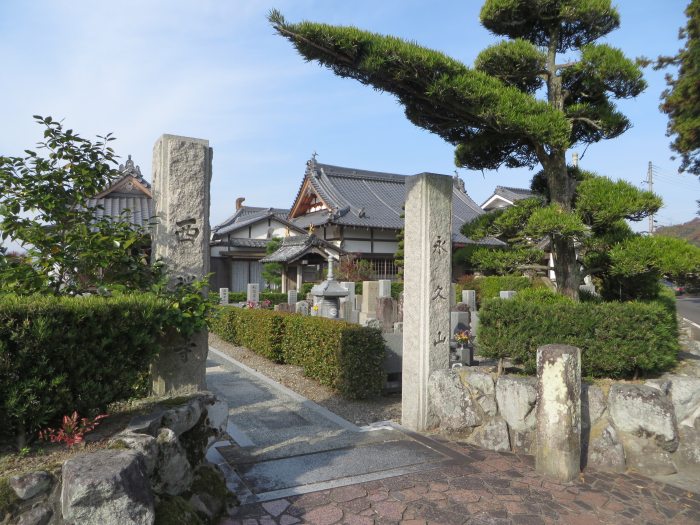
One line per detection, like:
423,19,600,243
647,0,700,175
478,293,679,378
459,275,534,306
576,176,662,228
262,237,283,288
523,204,587,239
0,116,158,295
336,254,374,282
210,307,386,399
475,39,545,93
155,495,205,525
0,293,168,446
469,247,545,275
226,292,288,305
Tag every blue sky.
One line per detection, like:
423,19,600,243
1,0,697,240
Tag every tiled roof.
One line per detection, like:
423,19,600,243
290,161,492,245
226,238,270,248
212,206,294,237
260,235,343,264
86,195,153,228
493,186,535,203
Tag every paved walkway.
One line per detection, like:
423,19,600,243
206,346,700,525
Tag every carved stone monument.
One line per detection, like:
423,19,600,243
219,288,229,305
247,283,260,304
402,173,452,431
151,134,212,396
287,289,298,306
462,290,477,312
378,279,392,299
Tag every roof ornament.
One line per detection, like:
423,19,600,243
118,154,149,187
308,224,315,236
453,170,466,194
358,207,366,218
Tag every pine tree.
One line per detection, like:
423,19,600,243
270,2,646,298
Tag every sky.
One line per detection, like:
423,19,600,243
1,0,697,248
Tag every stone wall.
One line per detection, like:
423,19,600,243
428,368,700,476
2,393,230,525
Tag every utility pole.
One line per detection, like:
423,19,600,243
647,161,654,235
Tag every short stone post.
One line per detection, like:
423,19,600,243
359,281,379,324
500,290,517,299
219,288,229,305
536,344,582,482
151,134,212,396
402,173,452,431
247,283,260,304
287,289,298,306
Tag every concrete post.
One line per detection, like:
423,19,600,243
462,290,476,312
401,173,452,431
219,288,229,305
287,289,298,306
247,283,260,304
378,279,392,298
151,134,212,396
535,344,582,482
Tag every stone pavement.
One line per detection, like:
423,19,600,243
206,345,700,524
221,441,700,524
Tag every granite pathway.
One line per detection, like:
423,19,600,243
206,346,700,525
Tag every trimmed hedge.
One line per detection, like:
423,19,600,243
210,307,386,399
459,275,534,306
477,293,679,378
0,293,168,445
226,292,288,305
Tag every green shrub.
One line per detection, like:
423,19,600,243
391,281,403,299
225,292,288,305
301,283,314,296
210,307,386,398
0,293,168,446
478,295,679,378
209,307,286,362
459,275,534,306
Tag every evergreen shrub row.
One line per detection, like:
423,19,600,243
210,307,386,398
225,292,288,305
477,290,679,378
459,275,534,306
0,293,168,444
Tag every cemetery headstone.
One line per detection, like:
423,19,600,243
219,288,229,305
462,290,477,312
151,134,212,396
359,281,379,324
295,301,309,315
401,173,452,431
287,289,298,305
247,283,260,304
500,290,517,299
378,279,392,298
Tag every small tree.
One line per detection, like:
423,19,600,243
262,237,283,289
0,116,157,295
336,254,374,282
270,2,646,298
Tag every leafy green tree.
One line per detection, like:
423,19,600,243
0,116,158,295
643,0,700,175
262,237,283,289
269,1,646,298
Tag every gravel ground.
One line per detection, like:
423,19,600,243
209,333,401,427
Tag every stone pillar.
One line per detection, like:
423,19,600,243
247,283,260,304
401,173,452,431
378,279,392,298
219,288,229,305
359,281,379,324
296,268,303,291
287,289,298,305
341,282,356,309
500,290,517,299
536,344,582,482
151,134,212,396
462,290,476,312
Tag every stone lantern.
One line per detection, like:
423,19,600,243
310,256,348,319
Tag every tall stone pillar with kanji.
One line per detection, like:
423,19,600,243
151,134,212,396
401,173,452,431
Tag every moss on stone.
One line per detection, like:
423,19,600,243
0,476,19,516
179,411,214,467
155,495,205,525
108,439,130,450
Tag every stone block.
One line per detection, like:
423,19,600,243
9,471,52,500
585,418,626,472
450,311,470,336
111,432,159,476
462,290,476,312
295,301,309,315
153,428,193,496
151,329,208,396
495,376,537,431
428,369,484,431
458,369,496,417
377,279,392,298
609,383,679,452
219,288,229,305
677,419,700,465
499,290,517,299
287,289,298,305
535,344,581,482
361,282,379,315
247,283,260,304
618,431,677,475
376,297,398,332
383,331,403,376
582,383,607,430
340,281,356,306
469,417,510,452
62,450,154,525
668,375,700,427
16,504,52,525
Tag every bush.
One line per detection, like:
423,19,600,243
210,307,386,398
458,275,534,306
0,293,168,446
225,292,288,305
477,294,679,378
